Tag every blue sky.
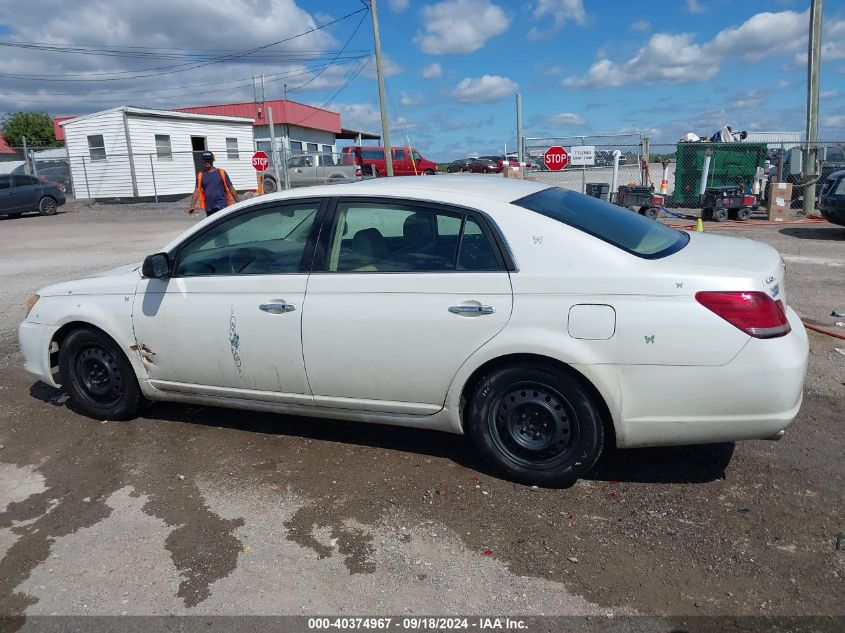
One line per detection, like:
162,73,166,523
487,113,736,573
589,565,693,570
1,0,843,161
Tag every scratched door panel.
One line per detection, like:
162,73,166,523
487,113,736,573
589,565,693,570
133,275,310,401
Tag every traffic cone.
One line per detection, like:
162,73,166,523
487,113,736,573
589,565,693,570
695,217,704,232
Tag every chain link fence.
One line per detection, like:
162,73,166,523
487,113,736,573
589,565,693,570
2,145,370,203
522,135,845,211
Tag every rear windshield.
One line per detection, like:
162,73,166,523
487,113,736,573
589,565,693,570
514,187,689,258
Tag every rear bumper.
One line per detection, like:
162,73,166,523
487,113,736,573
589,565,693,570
819,202,845,227
19,321,59,387
604,307,809,449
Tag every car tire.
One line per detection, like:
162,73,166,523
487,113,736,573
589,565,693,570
38,196,58,216
643,207,660,220
59,327,144,421
424,170,436,176
736,207,752,221
712,208,729,222
262,176,277,193
467,365,604,487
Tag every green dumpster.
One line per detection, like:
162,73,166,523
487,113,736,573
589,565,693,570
673,142,768,207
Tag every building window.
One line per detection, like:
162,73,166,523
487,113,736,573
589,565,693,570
289,140,303,153
226,137,239,159
322,144,334,156
87,135,106,161
155,134,172,159
307,142,319,153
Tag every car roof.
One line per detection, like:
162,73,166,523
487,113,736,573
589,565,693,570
264,175,553,204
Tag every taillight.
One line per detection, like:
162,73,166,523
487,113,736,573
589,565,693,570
742,195,756,206
651,194,664,205
695,291,791,339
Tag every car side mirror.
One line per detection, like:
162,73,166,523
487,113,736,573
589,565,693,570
142,252,171,279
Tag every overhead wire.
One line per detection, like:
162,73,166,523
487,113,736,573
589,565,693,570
0,6,368,82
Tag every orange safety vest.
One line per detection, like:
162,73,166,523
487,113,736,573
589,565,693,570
196,168,235,210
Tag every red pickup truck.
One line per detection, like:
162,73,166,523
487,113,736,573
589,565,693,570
341,146,438,177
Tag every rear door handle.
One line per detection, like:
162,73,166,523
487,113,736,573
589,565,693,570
449,305,495,315
259,302,297,314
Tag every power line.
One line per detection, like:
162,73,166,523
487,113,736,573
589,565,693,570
0,6,368,82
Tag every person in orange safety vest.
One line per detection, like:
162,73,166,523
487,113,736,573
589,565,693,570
188,151,239,216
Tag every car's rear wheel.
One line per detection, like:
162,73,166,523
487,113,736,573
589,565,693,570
38,196,58,216
59,328,143,420
467,365,604,487
643,207,660,220
424,170,436,175
262,176,277,193
736,207,752,221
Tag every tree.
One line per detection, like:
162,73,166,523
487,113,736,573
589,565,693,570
1,112,61,148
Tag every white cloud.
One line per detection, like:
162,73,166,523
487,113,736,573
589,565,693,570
565,10,809,88
421,63,443,79
528,0,588,40
733,90,768,109
686,0,706,13
0,0,342,114
631,21,651,32
388,0,410,12
820,90,840,99
822,114,845,127
451,75,517,103
361,53,402,79
548,112,586,127
327,102,416,135
792,17,845,66
399,91,423,107
414,0,510,55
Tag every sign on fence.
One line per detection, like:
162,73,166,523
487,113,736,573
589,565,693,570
570,145,596,166
544,146,569,171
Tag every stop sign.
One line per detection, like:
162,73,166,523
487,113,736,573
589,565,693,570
252,151,270,172
544,146,569,171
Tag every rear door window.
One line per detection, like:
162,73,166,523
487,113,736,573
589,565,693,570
514,187,688,258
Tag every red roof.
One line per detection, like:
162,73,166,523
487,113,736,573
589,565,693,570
53,117,75,141
175,99,341,134
0,133,17,155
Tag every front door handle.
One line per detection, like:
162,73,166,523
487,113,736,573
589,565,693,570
259,302,297,314
449,304,495,315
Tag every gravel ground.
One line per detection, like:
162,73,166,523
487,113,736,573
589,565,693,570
0,199,843,624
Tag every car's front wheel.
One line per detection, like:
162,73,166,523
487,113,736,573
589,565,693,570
38,196,58,216
467,365,604,487
59,328,144,420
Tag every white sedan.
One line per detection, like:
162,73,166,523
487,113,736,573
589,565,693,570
19,177,808,487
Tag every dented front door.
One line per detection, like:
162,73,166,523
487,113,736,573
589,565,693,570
130,200,323,405
132,275,311,404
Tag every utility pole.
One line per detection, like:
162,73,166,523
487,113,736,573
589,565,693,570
515,92,523,164
370,0,393,176
803,0,823,215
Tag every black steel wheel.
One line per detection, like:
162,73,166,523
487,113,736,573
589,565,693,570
712,208,729,222
59,327,144,420
643,207,660,220
467,365,604,487
38,196,58,216
736,207,752,221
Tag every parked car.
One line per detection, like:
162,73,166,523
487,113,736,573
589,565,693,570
467,158,500,174
12,160,73,195
446,159,471,173
0,174,66,218
262,154,361,192
341,146,438,177
818,169,845,227
18,177,807,487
